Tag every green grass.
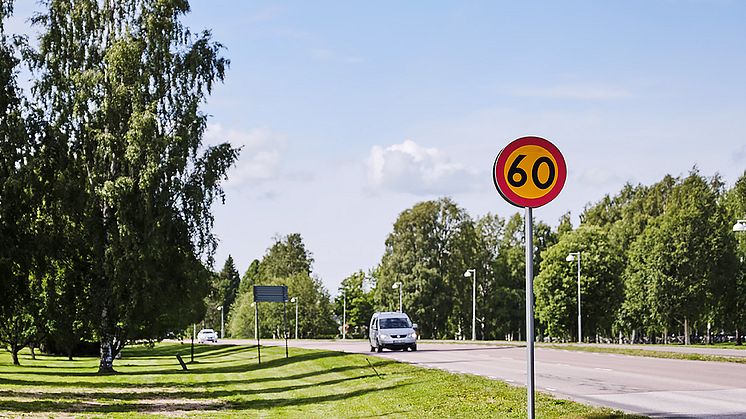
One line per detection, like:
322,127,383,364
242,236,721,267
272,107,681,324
545,344,746,364
0,343,639,418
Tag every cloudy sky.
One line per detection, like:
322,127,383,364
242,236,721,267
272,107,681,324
9,1,746,295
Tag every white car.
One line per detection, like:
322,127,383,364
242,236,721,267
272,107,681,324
197,328,218,343
369,312,418,352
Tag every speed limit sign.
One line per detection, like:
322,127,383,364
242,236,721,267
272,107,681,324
493,136,566,208
493,135,566,419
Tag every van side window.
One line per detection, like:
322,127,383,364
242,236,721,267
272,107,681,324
371,318,377,330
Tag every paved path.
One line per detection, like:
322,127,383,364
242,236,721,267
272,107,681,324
224,339,746,418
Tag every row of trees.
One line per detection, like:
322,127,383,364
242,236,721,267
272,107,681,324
225,234,337,339
332,171,745,344
219,171,744,347
0,1,236,370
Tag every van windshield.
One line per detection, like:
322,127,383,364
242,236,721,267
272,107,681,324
380,318,410,329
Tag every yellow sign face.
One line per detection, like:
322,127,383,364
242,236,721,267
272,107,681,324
502,145,559,199
493,136,566,208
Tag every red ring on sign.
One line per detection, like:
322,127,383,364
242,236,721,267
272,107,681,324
493,136,566,208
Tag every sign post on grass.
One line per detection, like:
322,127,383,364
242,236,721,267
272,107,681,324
253,285,290,364
493,136,566,419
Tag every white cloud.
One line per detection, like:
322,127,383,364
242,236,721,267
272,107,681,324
204,124,285,188
366,140,477,195
515,84,632,100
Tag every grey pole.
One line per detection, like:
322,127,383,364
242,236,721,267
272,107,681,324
252,303,257,340
472,269,476,341
220,305,224,339
343,291,347,340
399,285,402,312
255,302,261,364
525,207,535,419
295,299,299,339
577,252,582,344
283,300,288,358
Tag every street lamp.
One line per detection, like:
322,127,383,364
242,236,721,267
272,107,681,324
566,252,582,343
733,220,746,232
290,297,299,339
342,289,347,340
392,282,402,312
464,269,477,341
216,305,224,339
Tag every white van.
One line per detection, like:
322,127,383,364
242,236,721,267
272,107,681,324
369,312,418,352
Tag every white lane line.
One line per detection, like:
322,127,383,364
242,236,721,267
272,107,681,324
594,367,612,372
545,387,557,391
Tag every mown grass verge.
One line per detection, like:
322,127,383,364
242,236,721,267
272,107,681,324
0,343,640,418
545,344,746,364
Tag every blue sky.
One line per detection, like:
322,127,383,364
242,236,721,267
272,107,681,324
9,1,746,295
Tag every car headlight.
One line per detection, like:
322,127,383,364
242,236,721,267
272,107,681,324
379,334,389,340
408,332,417,339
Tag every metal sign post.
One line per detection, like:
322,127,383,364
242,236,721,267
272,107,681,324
525,207,535,418
283,300,288,358
493,136,566,419
255,302,261,364
253,285,290,364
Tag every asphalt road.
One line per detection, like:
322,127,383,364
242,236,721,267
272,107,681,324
229,339,746,418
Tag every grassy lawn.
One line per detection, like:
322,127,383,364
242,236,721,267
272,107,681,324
544,344,746,364
0,343,638,418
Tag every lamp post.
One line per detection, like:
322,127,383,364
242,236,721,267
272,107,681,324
463,269,477,340
290,297,299,339
216,305,224,339
566,252,582,343
734,220,745,346
734,220,746,233
392,282,402,312
342,290,347,340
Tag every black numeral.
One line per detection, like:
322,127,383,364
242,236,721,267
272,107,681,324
508,154,555,190
532,156,555,189
508,155,528,187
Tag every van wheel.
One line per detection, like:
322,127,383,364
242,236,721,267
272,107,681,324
410,344,417,351
370,345,375,352
376,341,383,352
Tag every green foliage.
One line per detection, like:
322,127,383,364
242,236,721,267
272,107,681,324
535,225,624,340
376,198,478,339
203,255,241,335
621,171,737,340
28,0,237,372
722,171,746,342
0,2,40,365
258,233,313,278
334,271,375,338
228,234,335,339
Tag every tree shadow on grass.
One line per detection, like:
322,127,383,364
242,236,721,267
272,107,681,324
120,343,249,360
20,346,339,377
0,355,397,389
0,373,378,402
0,382,410,414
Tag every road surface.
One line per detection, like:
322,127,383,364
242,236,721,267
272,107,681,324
228,339,746,418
